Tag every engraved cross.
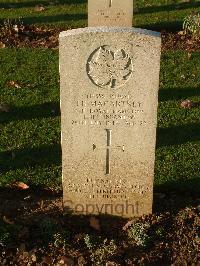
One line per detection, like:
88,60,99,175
106,129,112,174
109,0,112,8
93,129,125,175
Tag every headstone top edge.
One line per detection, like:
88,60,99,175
59,27,161,38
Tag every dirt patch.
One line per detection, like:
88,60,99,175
162,31,200,52
0,24,200,51
0,24,59,49
0,186,62,222
0,187,199,265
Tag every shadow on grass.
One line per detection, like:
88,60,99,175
159,87,200,102
153,177,200,212
0,1,47,9
0,122,199,172
0,0,87,9
157,123,200,147
24,13,87,24
154,177,200,195
139,1,199,14
0,143,61,174
0,13,87,25
0,101,60,124
138,21,183,32
0,185,61,200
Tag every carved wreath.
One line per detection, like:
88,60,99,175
87,46,133,89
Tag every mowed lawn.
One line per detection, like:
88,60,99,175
0,0,199,194
0,48,199,193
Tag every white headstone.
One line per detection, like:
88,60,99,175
88,0,133,27
60,27,161,217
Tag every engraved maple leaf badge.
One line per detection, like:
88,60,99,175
87,46,133,89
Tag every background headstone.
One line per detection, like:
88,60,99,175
60,27,161,217
88,0,133,27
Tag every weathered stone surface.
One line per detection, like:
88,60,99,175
60,27,161,217
88,0,133,27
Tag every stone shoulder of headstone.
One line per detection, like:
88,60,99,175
59,27,161,38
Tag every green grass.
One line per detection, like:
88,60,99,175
0,49,61,187
0,0,199,193
0,0,199,30
0,49,199,193
156,51,200,193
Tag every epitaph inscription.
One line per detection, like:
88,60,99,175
87,46,133,89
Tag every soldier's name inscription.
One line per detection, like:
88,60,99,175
96,8,126,23
72,93,147,127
